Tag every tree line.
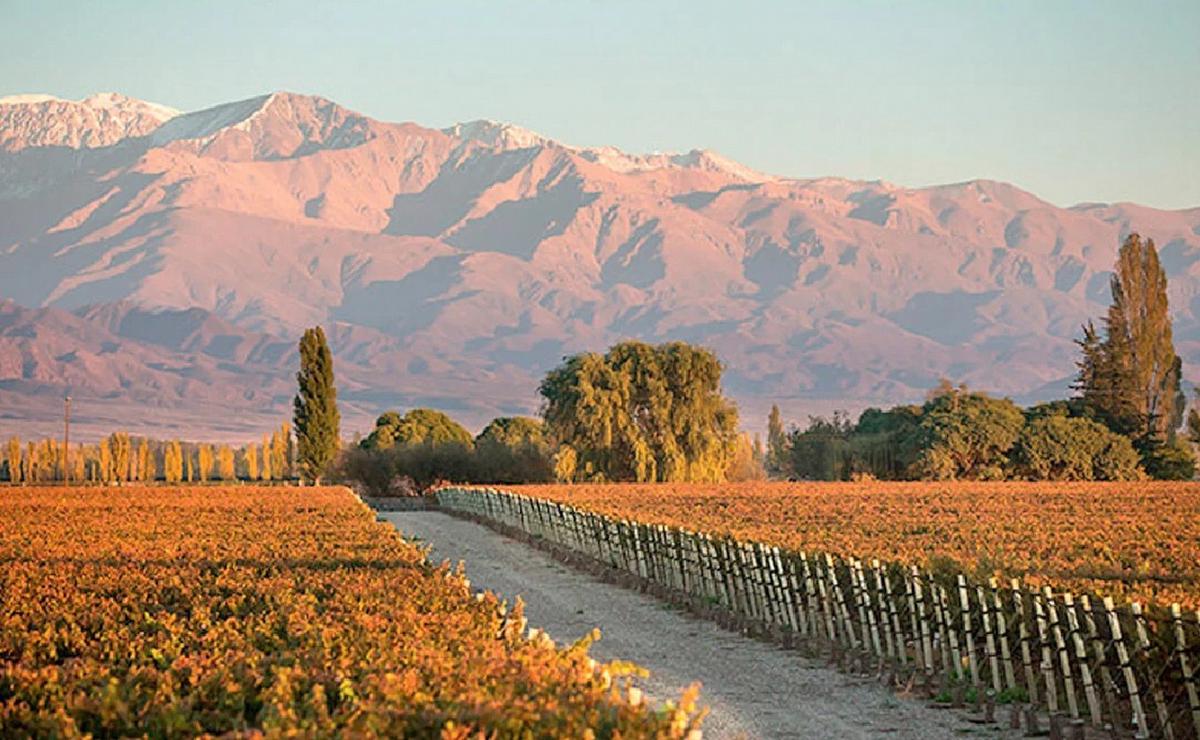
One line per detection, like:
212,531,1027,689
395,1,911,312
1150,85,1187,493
769,234,1196,481
333,342,767,494
2,424,293,484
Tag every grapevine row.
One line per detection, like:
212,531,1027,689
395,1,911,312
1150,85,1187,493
438,486,1200,739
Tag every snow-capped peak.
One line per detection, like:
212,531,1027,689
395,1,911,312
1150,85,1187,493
443,119,554,150
149,92,377,161
0,93,65,106
0,91,180,151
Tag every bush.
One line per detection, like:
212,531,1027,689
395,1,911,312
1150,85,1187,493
1142,438,1196,480
1013,415,1142,481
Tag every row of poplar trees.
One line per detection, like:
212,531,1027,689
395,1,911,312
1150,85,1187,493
2,426,293,484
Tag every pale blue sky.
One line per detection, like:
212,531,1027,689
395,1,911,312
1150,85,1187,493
3,1,1197,208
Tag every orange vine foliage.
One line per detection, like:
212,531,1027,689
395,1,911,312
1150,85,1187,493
512,481,1200,609
0,486,702,737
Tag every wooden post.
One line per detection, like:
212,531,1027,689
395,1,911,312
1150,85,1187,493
1034,588,1059,715
1105,597,1149,739
1013,579,1039,704
1045,587,1079,721
1080,594,1118,730
937,582,964,681
908,567,930,673
979,584,1002,695
1170,604,1200,740
1131,602,1173,740
989,578,1017,695
1062,593,1102,727
959,575,980,688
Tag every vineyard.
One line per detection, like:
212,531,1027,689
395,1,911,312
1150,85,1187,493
436,484,1200,737
510,481,1200,609
0,486,702,737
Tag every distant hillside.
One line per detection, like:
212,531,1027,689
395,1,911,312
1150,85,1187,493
1,91,1198,439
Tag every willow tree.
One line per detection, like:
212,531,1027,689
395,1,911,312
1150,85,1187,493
540,341,738,482
294,327,340,484
1077,234,1182,443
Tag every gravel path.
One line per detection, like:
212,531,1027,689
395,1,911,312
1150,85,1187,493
382,511,1020,740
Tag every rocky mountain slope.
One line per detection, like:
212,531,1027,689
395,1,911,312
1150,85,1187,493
1,91,1197,440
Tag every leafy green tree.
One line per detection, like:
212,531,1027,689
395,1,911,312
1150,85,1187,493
1141,438,1196,480
540,341,738,483
849,405,923,479
1013,415,1142,480
474,417,553,483
1077,234,1182,444
787,412,853,480
766,404,788,477
294,327,340,484
362,409,473,450
915,386,1023,480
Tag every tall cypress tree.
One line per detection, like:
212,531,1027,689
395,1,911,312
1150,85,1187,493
294,326,340,484
1078,233,1181,443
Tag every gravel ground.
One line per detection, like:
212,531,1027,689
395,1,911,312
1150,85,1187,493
382,511,1022,740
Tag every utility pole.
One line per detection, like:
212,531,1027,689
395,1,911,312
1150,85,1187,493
63,395,71,484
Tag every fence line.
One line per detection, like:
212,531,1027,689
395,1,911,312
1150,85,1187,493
437,486,1200,739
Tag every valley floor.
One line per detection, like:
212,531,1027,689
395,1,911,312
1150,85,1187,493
382,511,1021,740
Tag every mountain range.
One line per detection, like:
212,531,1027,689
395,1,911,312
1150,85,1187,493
2,91,1199,441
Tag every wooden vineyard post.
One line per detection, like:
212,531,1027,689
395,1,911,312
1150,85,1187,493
978,583,1002,695
1013,579,1039,704
816,556,840,648
910,567,932,675
829,555,859,651
876,560,904,666
809,553,836,645
1081,594,1118,728
783,551,806,636
1131,602,1174,740
958,575,980,689
1033,588,1059,715
1106,597,1149,739
849,560,872,653
1171,604,1200,739
858,561,884,660
936,582,964,682
1062,593,1102,728
1045,587,1079,721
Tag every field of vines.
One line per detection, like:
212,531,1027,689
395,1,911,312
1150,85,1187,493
511,481,1200,609
0,486,702,737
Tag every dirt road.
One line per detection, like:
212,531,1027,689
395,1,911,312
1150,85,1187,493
382,511,1018,739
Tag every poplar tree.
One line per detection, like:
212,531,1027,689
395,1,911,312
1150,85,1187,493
6,437,20,483
1077,234,1182,443
217,445,235,481
164,441,183,483
109,433,131,483
294,327,340,484
197,444,213,483
260,436,272,480
766,404,788,477
243,444,259,481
